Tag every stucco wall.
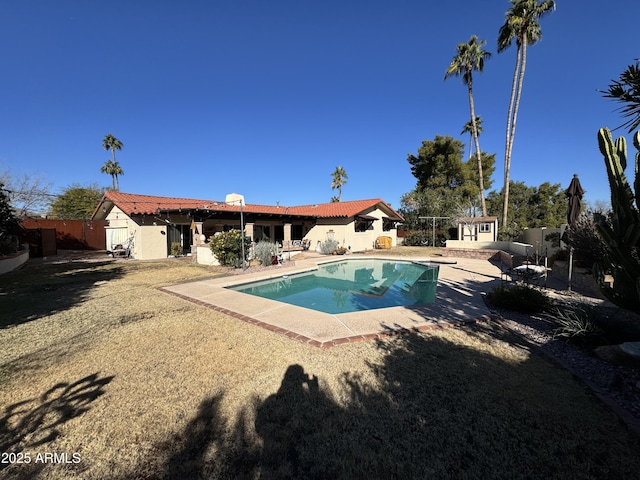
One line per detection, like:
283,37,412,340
105,204,400,260
519,227,562,257
138,224,168,260
195,245,220,266
105,208,170,260
0,247,29,275
445,240,532,256
305,209,398,253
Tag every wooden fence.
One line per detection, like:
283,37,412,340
21,219,108,251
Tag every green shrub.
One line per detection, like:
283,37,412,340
170,242,182,256
404,230,429,246
564,213,608,270
253,240,279,266
319,239,339,254
209,229,251,268
0,234,19,256
544,304,605,346
487,285,550,314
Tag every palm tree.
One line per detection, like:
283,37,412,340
445,35,491,216
601,60,640,132
498,0,555,232
461,116,483,160
100,159,116,190
102,134,124,191
111,161,124,191
330,166,348,202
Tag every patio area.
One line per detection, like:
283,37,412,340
161,255,502,348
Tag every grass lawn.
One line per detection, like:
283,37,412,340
1,251,639,479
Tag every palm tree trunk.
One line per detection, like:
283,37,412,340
503,38,528,235
468,85,487,216
510,38,528,172
111,147,119,191
501,43,523,231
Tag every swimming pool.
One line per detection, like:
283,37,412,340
228,258,439,314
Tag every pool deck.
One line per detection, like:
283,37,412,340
160,255,503,348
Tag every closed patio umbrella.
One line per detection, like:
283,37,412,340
566,174,585,225
565,174,585,290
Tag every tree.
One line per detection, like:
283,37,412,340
100,160,116,190
445,35,491,216
0,182,21,254
461,151,496,207
461,116,483,160
497,0,556,231
486,179,564,239
49,184,105,219
330,166,348,202
408,136,466,192
0,169,52,217
102,134,124,190
402,136,495,232
600,60,640,133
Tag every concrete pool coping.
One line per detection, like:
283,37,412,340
160,255,501,348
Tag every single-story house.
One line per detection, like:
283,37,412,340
456,216,498,242
91,192,404,261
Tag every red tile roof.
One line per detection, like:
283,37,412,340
93,192,403,220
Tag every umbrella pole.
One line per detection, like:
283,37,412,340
567,247,574,291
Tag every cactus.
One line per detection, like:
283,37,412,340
593,127,640,312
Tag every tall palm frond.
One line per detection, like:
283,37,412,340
601,61,640,133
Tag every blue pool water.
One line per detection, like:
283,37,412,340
228,259,439,314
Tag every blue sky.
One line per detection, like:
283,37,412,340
0,0,638,211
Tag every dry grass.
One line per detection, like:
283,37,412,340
1,252,639,479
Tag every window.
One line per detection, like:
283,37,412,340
254,225,271,242
292,224,303,240
355,215,375,232
479,223,491,233
383,218,395,231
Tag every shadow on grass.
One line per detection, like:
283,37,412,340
0,260,125,328
122,331,639,479
0,373,114,455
